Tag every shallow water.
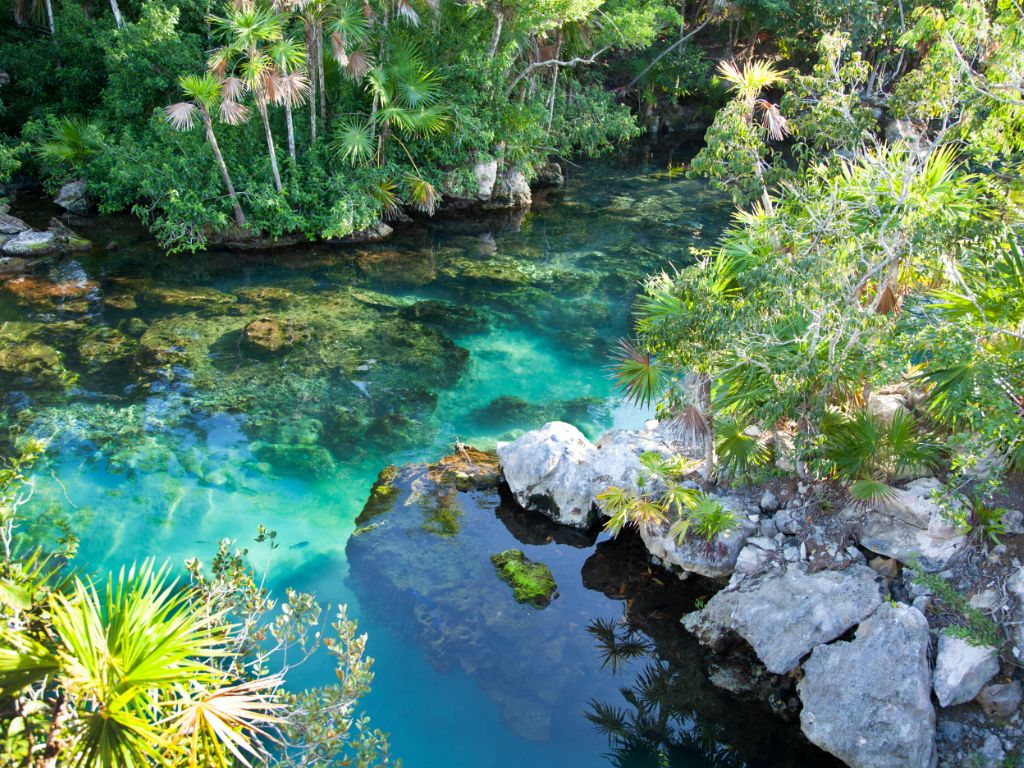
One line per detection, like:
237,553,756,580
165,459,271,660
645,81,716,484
2,141,836,767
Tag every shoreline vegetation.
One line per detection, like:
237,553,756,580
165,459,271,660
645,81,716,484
2,0,1024,766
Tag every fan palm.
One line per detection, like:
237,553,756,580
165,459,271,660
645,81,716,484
0,561,281,768
268,37,311,164
210,2,289,193
36,117,104,173
164,74,248,229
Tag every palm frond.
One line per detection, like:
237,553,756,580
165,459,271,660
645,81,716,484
164,102,199,131
331,118,374,166
610,338,665,409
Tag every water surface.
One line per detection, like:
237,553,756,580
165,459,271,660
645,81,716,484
2,142,835,767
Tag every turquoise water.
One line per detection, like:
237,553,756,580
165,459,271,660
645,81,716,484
2,142,835,767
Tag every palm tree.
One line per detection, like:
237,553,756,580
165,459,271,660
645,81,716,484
13,0,54,34
165,74,248,229
0,561,280,768
268,37,310,164
210,2,288,193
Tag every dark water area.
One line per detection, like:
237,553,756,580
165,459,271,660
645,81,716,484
1,140,838,766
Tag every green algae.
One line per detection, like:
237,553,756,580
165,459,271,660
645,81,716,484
490,549,558,608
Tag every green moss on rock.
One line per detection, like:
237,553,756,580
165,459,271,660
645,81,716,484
490,549,558,608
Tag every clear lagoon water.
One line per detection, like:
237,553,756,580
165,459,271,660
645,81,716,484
1,140,838,767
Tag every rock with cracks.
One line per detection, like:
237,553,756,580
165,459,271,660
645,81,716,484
497,421,599,528
798,602,936,768
932,632,1000,708
682,564,883,674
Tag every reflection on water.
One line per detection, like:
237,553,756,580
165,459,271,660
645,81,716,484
2,141,833,766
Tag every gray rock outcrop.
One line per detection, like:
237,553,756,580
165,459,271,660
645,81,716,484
497,421,599,528
932,632,1000,707
54,179,92,214
2,230,58,256
683,564,883,674
798,602,936,768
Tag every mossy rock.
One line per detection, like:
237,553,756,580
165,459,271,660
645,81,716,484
241,317,310,355
356,464,403,525
76,327,135,373
235,286,300,308
355,249,437,287
490,549,558,608
427,447,501,491
252,442,337,479
137,284,235,312
0,324,77,391
397,300,491,335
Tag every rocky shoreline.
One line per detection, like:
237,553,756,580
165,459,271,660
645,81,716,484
379,418,1023,768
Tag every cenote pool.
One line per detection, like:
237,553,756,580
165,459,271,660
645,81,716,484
1,141,838,767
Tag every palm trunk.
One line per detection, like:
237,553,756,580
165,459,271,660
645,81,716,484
305,19,317,142
317,25,327,128
201,107,246,229
257,99,284,193
699,374,716,482
285,99,296,164
109,0,124,27
43,0,54,35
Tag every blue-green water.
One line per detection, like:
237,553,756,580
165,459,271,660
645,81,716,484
2,142,835,767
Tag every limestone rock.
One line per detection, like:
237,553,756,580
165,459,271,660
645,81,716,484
1,230,58,256
1009,567,1024,661
242,317,293,354
0,213,30,235
683,564,883,674
486,169,532,209
53,179,92,214
641,498,755,580
932,633,1000,707
798,603,936,768
843,478,967,570
977,681,1022,719
497,421,599,528
47,218,91,252
758,489,780,513
339,220,393,243
867,392,908,426
474,158,498,199
533,161,564,188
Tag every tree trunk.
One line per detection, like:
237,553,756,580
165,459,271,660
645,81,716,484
38,694,68,768
488,9,503,58
43,0,54,35
109,0,124,27
285,98,296,164
317,24,326,128
257,99,284,193
305,19,317,142
201,108,246,229
699,374,716,482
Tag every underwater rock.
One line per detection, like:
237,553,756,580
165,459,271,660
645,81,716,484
0,256,29,274
798,602,936,768
53,179,92,215
241,317,309,354
683,564,884,674
355,248,437,286
490,549,558,607
365,412,430,451
0,335,77,392
471,395,605,432
397,299,490,334
498,421,600,529
2,273,98,305
2,230,59,256
76,326,134,375
137,283,235,312
235,286,299,308
252,442,337,479
347,460,607,742
427,447,501,491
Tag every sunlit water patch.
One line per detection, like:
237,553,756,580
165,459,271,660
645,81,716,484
2,141,835,767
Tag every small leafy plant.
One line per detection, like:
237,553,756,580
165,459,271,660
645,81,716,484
912,569,1002,648
950,493,1007,546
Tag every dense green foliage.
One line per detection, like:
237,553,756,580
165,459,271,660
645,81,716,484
0,447,394,768
617,1,1024,515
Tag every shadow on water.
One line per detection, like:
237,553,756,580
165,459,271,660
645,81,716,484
1,138,838,766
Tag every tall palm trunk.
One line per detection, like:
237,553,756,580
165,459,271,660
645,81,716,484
109,0,123,27
305,18,317,142
316,24,326,127
488,9,503,58
200,106,246,228
285,98,296,164
43,0,54,35
698,373,716,482
256,98,284,193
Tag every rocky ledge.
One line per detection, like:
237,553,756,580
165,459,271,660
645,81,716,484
0,211,92,268
493,419,1024,768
